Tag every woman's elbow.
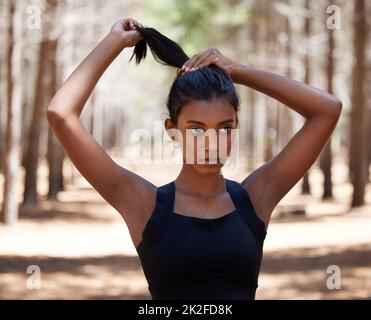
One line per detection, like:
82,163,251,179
46,107,73,127
47,108,62,125
326,96,343,119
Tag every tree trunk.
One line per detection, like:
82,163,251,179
0,38,2,173
47,37,64,200
349,0,367,207
245,3,260,171
23,0,58,205
45,1,63,199
319,0,336,199
368,109,371,182
23,41,48,204
1,0,23,225
280,15,294,151
264,2,277,162
301,0,312,195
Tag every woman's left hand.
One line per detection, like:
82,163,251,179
110,18,145,48
180,48,237,79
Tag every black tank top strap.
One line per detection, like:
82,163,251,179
225,178,267,242
136,182,173,260
156,181,175,215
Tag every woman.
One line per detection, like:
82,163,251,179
47,18,342,300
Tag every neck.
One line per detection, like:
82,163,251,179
175,164,226,199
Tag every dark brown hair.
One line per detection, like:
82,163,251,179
130,26,240,126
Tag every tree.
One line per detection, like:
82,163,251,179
281,13,294,150
23,0,58,205
263,1,278,162
300,0,312,195
319,0,337,199
349,0,368,207
245,2,261,171
1,0,23,225
0,1,4,171
47,15,64,200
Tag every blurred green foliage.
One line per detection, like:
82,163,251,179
140,0,254,55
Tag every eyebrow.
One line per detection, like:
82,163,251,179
186,119,234,125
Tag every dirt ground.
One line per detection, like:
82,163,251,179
0,157,370,300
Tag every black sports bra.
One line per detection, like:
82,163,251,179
135,178,267,300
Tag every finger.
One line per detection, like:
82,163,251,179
191,49,214,67
124,18,138,30
186,55,207,71
182,49,207,70
183,49,214,72
184,52,208,72
196,56,215,69
198,54,219,69
129,19,137,29
182,54,205,72
191,51,215,70
121,19,129,30
181,57,195,72
122,18,134,30
133,19,144,28
183,55,207,72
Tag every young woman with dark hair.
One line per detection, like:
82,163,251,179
47,18,342,300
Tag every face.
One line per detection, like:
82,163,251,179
165,98,238,173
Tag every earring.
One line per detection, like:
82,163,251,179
173,140,180,148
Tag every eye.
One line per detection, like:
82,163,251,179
219,126,232,134
189,127,205,136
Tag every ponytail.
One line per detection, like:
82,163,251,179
129,26,189,73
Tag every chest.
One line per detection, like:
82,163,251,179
140,215,263,285
173,191,236,218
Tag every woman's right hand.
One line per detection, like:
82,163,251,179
180,48,237,79
110,18,144,48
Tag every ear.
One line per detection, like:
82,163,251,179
235,115,239,126
164,118,177,140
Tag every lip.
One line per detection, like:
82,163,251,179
199,158,220,164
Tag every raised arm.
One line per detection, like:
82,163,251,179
46,18,156,231
230,64,342,227
181,48,342,229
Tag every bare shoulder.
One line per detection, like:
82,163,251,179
90,162,157,233
113,167,157,224
109,167,158,247
241,163,272,229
